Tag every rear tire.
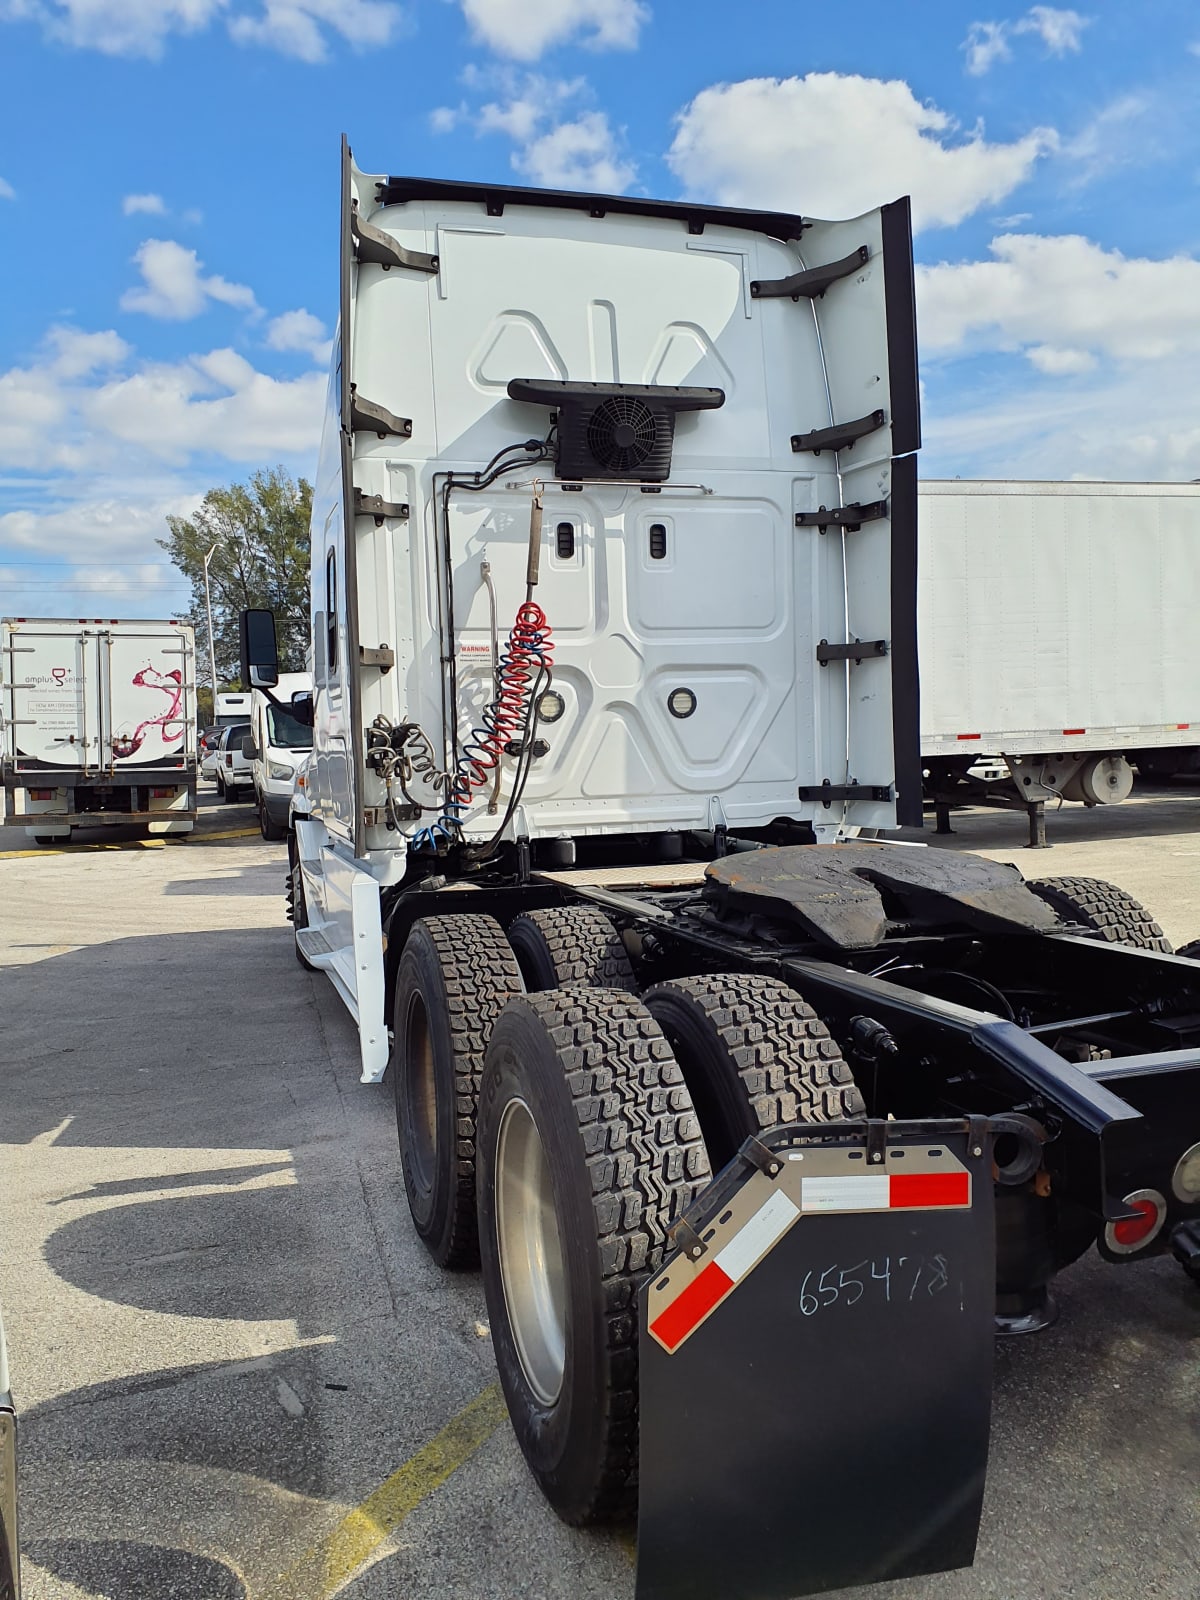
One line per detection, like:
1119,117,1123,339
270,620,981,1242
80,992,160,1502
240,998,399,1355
644,973,865,1172
393,915,523,1269
507,906,637,993
477,988,710,1524
1178,940,1200,961
222,778,239,803
1027,875,1171,953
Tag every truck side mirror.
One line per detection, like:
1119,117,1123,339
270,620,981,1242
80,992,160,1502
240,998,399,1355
242,737,259,761
239,609,279,689
290,690,315,727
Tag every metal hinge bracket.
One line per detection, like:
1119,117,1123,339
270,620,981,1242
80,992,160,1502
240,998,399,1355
795,499,888,533
351,204,439,274
353,490,410,524
797,781,894,805
350,388,412,439
816,639,888,665
359,645,396,673
792,409,886,455
751,245,869,300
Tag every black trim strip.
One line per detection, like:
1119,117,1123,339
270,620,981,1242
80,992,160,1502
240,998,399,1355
375,175,808,243
881,197,921,456
889,452,922,828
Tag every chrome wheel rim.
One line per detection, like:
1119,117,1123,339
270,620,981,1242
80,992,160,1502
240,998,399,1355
496,1096,566,1405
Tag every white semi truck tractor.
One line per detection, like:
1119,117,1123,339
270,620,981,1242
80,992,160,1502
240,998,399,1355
0,617,197,842
241,141,1200,1600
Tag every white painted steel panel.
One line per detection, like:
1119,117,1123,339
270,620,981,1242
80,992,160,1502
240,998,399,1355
918,482,1200,757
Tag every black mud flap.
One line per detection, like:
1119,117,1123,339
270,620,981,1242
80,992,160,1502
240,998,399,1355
637,1120,996,1600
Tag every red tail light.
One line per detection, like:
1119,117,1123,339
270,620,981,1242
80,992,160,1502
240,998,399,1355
1104,1189,1166,1255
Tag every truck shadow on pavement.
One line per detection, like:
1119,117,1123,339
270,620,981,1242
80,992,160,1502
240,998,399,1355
3,928,1200,1599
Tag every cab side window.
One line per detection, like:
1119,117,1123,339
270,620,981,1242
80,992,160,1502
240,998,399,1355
326,550,338,675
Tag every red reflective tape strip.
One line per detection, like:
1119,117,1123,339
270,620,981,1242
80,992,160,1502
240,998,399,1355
649,1260,734,1353
1062,728,1085,736
1178,724,1190,731
956,733,981,741
889,1171,970,1209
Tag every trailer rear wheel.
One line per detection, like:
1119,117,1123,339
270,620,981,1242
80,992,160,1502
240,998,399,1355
507,906,636,993
477,988,710,1524
644,974,865,1172
1178,940,1200,961
393,916,523,1269
1027,876,1172,953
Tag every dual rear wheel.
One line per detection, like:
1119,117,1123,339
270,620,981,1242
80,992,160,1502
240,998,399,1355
389,904,861,1522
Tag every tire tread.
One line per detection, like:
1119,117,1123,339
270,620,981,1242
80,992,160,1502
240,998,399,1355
515,987,709,1521
1027,875,1171,953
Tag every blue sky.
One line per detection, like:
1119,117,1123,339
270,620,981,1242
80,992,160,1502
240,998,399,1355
2,0,1199,615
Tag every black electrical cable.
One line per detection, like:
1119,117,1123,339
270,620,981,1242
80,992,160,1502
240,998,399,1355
435,432,554,775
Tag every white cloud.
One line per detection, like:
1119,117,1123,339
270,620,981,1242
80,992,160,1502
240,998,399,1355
668,74,1056,231
0,0,402,57
19,0,229,58
514,111,635,191
0,176,15,200
963,6,1089,75
0,322,323,483
1014,5,1089,54
122,192,167,215
265,308,331,361
438,68,637,192
1062,94,1152,183
228,0,404,63
456,0,647,61
963,21,1011,76
120,239,258,320
918,233,1200,366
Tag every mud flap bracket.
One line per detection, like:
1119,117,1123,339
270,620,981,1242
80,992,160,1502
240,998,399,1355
637,1119,996,1600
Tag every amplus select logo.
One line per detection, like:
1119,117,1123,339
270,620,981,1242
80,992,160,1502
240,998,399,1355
30,667,77,687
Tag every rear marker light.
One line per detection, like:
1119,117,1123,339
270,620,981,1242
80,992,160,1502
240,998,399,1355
30,788,53,800
1062,728,1085,736
151,787,175,798
1104,1188,1166,1255
957,733,981,741
1171,1142,1200,1203
538,690,565,723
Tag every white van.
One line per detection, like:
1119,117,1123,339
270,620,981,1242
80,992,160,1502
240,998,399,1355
247,671,312,840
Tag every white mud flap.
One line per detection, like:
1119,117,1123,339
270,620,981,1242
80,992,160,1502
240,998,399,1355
637,1120,995,1600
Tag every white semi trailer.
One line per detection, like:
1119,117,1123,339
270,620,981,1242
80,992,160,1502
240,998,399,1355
242,143,1200,1600
919,479,1200,840
0,617,197,841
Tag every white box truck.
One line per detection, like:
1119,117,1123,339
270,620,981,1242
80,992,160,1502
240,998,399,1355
919,480,1200,839
239,143,1200,1600
0,617,197,841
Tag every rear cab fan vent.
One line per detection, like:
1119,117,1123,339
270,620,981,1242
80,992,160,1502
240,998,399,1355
507,380,724,484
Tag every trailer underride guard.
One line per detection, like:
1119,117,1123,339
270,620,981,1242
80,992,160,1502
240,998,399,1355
241,139,1200,1600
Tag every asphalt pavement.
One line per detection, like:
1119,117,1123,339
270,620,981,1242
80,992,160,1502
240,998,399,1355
1,783,1198,1599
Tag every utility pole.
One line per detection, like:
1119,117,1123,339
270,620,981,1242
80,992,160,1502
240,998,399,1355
202,542,219,725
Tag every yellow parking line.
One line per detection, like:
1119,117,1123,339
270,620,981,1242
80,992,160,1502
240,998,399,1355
267,1383,509,1599
202,827,262,841
0,837,166,859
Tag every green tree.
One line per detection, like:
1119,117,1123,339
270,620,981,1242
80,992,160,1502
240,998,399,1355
159,466,312,687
